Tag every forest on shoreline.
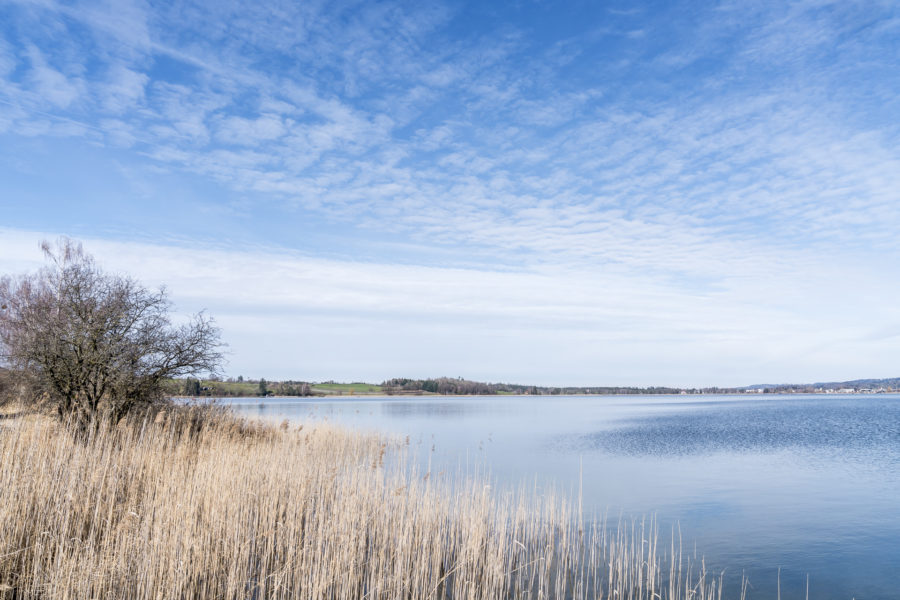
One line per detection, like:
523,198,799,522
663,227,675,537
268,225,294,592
168,375,900,398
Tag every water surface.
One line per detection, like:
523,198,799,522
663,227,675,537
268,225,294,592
225,394,900,599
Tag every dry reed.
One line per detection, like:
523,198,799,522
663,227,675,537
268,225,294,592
0,404,736,599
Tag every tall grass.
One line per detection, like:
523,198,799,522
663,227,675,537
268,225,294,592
0,405,736,599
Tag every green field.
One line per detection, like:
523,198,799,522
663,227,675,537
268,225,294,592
311,383,385,395
201,380,260,395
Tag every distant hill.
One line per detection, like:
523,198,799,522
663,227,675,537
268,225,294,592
814,377,900,388
745,376,900,392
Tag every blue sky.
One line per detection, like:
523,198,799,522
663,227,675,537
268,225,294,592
1,0,899,387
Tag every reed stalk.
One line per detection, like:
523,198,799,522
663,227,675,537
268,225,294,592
0,405,738,599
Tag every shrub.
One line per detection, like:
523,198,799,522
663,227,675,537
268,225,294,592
0,238,223,427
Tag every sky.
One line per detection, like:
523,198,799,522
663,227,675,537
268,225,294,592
1,0,899,387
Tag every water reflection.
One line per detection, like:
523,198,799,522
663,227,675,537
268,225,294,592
380,400,473,418
571,397,900,457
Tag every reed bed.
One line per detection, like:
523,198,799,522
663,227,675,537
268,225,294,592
0,405,734,599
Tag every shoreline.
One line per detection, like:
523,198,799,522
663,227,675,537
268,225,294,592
173,389,900,400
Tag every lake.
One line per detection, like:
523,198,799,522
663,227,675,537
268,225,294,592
224,394,900,599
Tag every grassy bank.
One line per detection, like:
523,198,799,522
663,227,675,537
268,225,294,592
311,382,386,395
0,405,731,599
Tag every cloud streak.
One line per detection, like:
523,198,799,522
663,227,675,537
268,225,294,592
2,228,899,386
1,0,899,383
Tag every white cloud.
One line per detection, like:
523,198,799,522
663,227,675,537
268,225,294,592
10,0,894,272
101,64,148,113
2,228,899,386
0,38,15,77
2,1,900,384
99,118,139,148
25,45,84,108
214,114,286,145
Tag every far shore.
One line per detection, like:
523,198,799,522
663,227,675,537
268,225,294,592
172,389,899,400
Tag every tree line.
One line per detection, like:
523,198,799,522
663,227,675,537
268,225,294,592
172,377,314,397
380,377,683,396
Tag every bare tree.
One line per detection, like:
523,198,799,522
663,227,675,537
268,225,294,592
0,239,223,426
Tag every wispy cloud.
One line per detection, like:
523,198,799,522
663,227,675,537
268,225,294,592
1,0,899,383
3,228,899,386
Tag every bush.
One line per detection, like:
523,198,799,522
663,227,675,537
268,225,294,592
0,239,223,427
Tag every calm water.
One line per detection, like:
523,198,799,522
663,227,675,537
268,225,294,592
224,394,900,599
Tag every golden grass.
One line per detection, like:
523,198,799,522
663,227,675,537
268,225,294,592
0,405,733,599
